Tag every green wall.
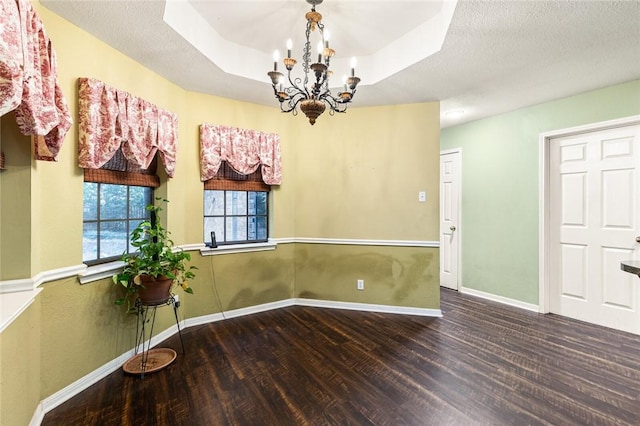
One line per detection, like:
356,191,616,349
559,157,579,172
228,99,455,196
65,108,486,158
441,79,640,304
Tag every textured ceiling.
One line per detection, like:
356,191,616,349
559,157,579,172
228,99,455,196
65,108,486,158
41,0,640,128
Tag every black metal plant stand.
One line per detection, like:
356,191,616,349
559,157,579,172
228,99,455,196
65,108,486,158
122,295,186,378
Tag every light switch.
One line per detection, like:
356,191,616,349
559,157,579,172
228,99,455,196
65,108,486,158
418,191,426,202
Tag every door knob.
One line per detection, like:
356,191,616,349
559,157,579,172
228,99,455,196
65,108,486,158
636,236,640,243
450,226,456,231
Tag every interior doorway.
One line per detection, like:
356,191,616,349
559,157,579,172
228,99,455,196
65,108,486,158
440,149,461,290
540,116,640,334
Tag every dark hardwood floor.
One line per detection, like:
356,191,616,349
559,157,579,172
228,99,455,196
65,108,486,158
42,289,640,425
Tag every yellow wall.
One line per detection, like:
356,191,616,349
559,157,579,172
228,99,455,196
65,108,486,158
295,244,439,308
292,103,441,307
0,2,440,425
38,277,138,397
186,245,297,316
0,302,41,426
293,103,440,240
0,116,32,280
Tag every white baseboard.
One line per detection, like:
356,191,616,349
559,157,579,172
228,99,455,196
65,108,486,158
183,299,295,328
460,286,539,312
223,299,297,319
31,297,441,424
183,312,225,328
33,322,182,426
29,348,134,426
29,404,45,426
294,298,443,317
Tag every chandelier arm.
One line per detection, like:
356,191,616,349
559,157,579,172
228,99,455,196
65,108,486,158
323,92,343,105
289,74,311,99
289,95,307,114
279,92,307,114
332,87,358,105
323,79,330,94
321,93,335,110
323,94,337,116
311,79,327,98
323,94,348,113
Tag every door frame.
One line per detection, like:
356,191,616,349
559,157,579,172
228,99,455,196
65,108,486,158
440,148,462,290
538,115,640,314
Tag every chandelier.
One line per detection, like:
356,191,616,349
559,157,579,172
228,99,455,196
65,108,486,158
267,0,361,125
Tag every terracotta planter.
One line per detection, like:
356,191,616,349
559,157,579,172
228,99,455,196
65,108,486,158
137,274,173,306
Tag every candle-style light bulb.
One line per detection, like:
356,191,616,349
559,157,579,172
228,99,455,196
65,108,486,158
317,42,323,63
286,39,292,58
350,57,357,77
273,50,279,71
342,75,347,91
324,30,330,48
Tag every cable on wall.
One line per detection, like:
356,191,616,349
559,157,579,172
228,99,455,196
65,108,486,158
209,256,227,320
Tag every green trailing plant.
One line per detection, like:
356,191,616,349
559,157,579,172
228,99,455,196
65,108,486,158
112,199,196,309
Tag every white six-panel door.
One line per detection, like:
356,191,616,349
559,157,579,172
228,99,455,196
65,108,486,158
440,150,461,290
549,124,640,334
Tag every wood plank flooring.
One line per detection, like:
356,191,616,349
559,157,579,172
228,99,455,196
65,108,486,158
42,289,640,425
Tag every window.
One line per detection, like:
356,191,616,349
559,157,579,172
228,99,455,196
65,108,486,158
204,190,268,244
82,148,158,264
203,161,270,245
199,125,281,247
83,183,152,264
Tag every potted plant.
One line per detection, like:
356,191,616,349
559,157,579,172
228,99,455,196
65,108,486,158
112,199,196,310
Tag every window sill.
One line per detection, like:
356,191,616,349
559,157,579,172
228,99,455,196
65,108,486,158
79,260,125,285
200,241,277,256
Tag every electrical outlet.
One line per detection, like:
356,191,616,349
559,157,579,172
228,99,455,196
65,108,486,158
357,279,364,290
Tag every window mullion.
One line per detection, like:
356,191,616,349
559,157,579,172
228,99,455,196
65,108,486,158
246,191,250,241
125,186,130,254
96,183,102,259
224,191,227,242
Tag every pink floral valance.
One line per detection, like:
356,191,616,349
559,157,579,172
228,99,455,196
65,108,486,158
200,123,282,185
0,0,72,161
77,78,177,177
